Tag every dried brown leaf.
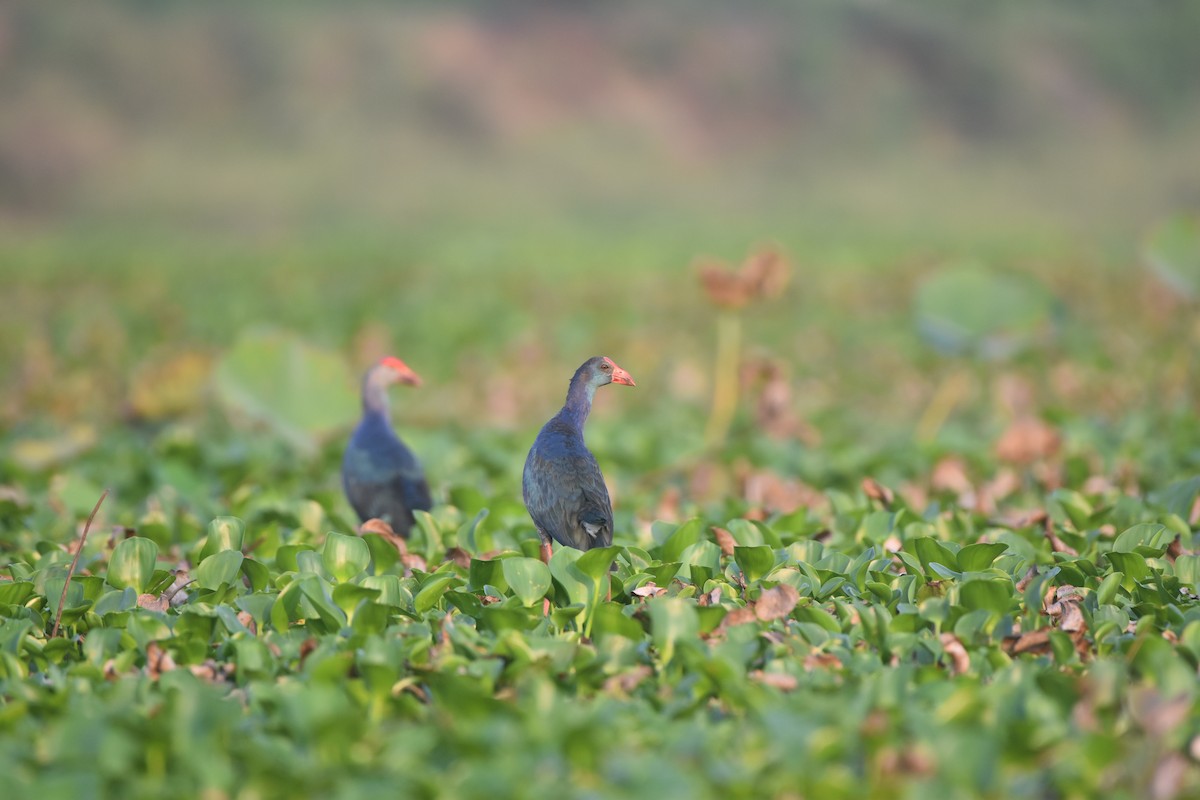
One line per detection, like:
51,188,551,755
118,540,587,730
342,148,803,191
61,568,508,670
603,665,653,695
939,632,970,675
712,526,738,556
445,547,471,570
749,670,798,691
1003,629,1053,657
138,593,169,612
755,583,799,621
861,477,895,507
631,582,667,598
996,417,1061,465
718,606,758,630
803,651,842,671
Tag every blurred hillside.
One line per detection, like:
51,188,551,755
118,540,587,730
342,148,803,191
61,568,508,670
2,1,1199,246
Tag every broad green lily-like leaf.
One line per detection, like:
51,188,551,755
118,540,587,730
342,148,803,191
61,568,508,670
500,557,551,607
1144,213,1200,299
106,537,158,593
914,262,1056,359
213,327,357,453
322,532,371,583
194,549,245,591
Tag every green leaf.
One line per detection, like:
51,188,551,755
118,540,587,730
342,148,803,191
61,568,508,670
911,537,957,577
914,262,1055,358
1112,523,1172,555
1107,552,1150,590
413,573,458,614
957,542,1008,572
959,579,1013,618
322,532,371,582
734,546,776,584
647,597,698,664
194,549,245,591
1144,212,1200,299
213,327,357,453
361,574,407,608
658,519,704,563
1096,572,1124,606
501,557,552,607
206,516,245,553
106,537,158,593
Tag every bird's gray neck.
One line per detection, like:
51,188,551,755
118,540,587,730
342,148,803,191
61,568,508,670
559,376,596,429
362,369,391,417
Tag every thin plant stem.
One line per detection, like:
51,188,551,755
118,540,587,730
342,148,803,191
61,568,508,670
51,489,109,638
704,311,742,449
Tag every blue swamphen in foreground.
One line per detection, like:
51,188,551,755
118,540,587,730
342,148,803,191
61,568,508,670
342,356,432,537
523,356,636,565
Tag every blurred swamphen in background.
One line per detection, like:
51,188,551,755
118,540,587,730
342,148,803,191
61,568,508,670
523,356,635,565
342,356,432,537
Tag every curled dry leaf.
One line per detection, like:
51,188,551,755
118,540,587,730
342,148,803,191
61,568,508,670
861,477,895,508
237,610,257,635
803,651,842,671
445,547,471,570
712,526,738,556
749,670,798,691
718,606,758,631
137,593,170,613
1152,752,1189,800
696,247,790,310
1003,629,1053,657
603,665,653,695
1043,519,1078,555
145,641,177,680
755,583,799,621
995,417,1061,465
931,456,973,495
631,582,668,599
939,633,970,675
1130,688,1193,738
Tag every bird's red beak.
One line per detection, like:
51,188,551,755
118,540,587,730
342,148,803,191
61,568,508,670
381,356,423,387
610,364,635,387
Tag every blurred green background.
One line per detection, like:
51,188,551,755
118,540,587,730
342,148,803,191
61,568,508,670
2,0,1200,513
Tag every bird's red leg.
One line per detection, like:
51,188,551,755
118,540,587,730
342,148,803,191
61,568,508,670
539,538,553,616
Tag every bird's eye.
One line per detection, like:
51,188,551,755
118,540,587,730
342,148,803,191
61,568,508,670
601,363,611,371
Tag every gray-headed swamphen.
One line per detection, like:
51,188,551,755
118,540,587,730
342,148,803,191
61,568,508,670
342,356,432,536
522,356,635,565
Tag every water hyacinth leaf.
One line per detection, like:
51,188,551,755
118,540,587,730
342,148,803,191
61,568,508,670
361,574,407,607
207,516,245,553
1096,572,1124,606
501,557,552,607
914,262,1055,359
648,597,699,664
331,583,380,620
734,546,776,584
911,537,958,577
549,547,589,606
413,573,458,614
576,545,621,582
957,542,1009,573
1112,523,1172,556
213,327,357,453
659,519,704,563
1143,212,1200,299
959,579,1013,618
106,537,159,593
322,532,371,582
469,558,508,593
194,549,245,591
0,581,33,606
1107,552,1150,590
591,603,644,641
